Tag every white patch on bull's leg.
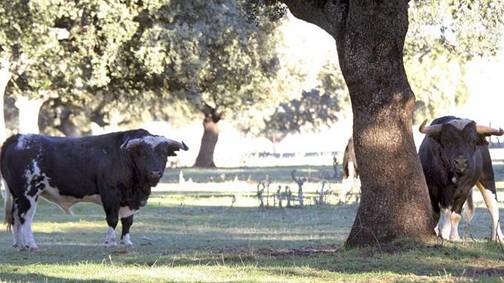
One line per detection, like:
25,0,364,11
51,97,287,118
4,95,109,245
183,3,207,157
439,207,452,240
450,212,461,241
476,183,504,241
119,207,137,218
104,227,117,247
120,233,133,246
12,207,24,248
21,196,39,251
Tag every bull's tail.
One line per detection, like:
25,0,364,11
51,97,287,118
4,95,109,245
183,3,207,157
2,180,12,232
0,139,13,232
462,190,475,224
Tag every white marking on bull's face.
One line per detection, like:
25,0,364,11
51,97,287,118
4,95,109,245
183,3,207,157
122,136,168,150
119,207,137,219
448,119,474,131
120,233,133,246
104,227,117,247
16,134,34,150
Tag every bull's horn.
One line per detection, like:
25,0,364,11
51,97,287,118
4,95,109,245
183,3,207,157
167,139,189,151
419,119,442,136
476,125,504,136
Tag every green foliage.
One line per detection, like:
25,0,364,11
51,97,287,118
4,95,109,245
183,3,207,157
2,0,286,135
407,0,504,61
132,0,284,121
253,61,349,141
406,0,504,122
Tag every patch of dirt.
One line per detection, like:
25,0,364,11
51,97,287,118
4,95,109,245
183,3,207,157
256,244,340,257
466,267,504,277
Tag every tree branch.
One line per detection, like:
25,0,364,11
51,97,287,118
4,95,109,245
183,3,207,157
280,0,348,36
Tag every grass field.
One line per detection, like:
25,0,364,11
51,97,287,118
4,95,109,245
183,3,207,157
1,165,504,282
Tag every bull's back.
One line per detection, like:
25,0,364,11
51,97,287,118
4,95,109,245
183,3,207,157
1,133,125,198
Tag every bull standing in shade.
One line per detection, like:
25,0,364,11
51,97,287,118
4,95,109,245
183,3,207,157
419,116,504,241
1,129,188,251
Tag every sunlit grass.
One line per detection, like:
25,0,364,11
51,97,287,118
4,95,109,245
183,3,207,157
1,165,504,282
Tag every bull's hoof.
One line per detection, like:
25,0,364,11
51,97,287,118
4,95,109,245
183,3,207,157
120,234,133,247
119,240,133,247
104,240,117,247
27,244,39,251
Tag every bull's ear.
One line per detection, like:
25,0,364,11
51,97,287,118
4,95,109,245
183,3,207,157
419,120,442,141
461,122,487,146
121,139,143,153
476,136,489,146
165,140,189,156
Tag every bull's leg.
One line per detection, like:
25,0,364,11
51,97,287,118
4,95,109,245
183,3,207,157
120,215,134,246
103,208,119,247
437,206,452,240
449,212,461,241
476,182,504,241
11,203,24,249
21,195,39,251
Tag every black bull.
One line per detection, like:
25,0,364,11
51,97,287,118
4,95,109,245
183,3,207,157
418,116,504,241
1,129,188,250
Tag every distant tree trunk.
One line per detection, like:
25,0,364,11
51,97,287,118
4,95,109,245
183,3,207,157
0,57,11,143
57,110,82,137
194,105,222,168
15,96,48,134
282,1,434,247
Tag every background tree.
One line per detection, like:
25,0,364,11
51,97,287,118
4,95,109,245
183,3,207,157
405,0,503,122
130,0,285,167
251,61,350,143
0,0,68,136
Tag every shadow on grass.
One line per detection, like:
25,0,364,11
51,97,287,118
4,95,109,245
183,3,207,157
2,197,504,281
0,272,113,283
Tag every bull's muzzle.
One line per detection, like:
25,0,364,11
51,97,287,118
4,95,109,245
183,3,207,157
453,156,468,175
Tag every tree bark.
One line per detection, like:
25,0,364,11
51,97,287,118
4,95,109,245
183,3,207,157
282,0,434,247
15,96,48,134
194,116,220,168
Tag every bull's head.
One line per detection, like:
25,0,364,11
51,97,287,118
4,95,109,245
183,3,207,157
123,135,189,187
419,119,503,178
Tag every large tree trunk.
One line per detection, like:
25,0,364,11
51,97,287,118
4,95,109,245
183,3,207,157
15,96,47,134
283,1,434,247
194,117,220,168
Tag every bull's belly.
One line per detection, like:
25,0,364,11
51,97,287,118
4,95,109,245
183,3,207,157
40,186,102,214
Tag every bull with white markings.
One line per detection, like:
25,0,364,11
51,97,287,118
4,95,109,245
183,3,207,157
1,129,188,250
418,116,504,241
